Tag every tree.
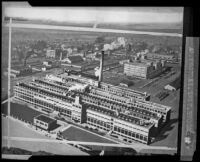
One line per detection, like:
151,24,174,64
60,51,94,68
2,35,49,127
95,36,105,44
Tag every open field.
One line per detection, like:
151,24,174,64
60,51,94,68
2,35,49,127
2,116,48,139
2,117,88,155
61,125,116,144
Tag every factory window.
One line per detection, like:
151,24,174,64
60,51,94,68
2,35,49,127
140,135,143,140
121,129,124,134
136,134,139,139
144,137,147,142
124,130,128,135
114,127,117,131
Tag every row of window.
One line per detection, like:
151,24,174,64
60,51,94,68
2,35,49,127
87,117,111,129
100,85,144,100
15,93,72,117
87,121,110,131
35,120,48,126
114,120,149,133
113,126,148,142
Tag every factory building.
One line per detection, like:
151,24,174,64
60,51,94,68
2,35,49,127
13,73,171,145
124,59,166,79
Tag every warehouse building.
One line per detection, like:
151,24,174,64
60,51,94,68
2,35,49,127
124,59,166,79
62,56,84,64
164,76,181,91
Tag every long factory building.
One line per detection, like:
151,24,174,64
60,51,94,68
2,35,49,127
13,73,171,145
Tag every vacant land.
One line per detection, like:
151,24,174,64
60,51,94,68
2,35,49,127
2,116,49,139
61,126,116,144
2,116,88,155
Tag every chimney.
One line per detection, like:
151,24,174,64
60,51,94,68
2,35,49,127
99,51,104,82
60,51,62,61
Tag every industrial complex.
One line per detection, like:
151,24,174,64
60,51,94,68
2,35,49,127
13,51,171,145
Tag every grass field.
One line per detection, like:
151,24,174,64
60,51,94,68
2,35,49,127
61,126,116,144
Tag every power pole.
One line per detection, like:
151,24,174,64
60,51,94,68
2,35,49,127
7,17,12,149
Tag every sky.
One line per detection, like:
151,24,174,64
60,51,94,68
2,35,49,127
3,2,183,24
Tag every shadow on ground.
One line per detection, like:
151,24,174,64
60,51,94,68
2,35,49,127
152,118,178,144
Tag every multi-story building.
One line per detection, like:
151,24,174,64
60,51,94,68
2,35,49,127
13,74,171,145
124,59,166,79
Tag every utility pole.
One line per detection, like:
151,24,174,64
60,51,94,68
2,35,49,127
7,17,12,149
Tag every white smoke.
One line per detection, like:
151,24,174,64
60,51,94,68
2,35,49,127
103,37,127,51
68,83,88,92
95,68,101,77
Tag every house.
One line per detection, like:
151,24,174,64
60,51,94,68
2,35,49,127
62,56,84,64
164,76,181,91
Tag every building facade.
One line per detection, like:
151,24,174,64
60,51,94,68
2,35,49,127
13,74,171,145
124,60,166,79
34,114,57,131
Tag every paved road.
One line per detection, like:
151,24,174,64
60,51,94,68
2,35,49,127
2,136,177,153
4,23,182,37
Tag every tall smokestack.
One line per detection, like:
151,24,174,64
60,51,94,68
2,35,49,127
99,51,104,82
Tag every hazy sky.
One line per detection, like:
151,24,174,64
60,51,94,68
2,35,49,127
3,2,183,24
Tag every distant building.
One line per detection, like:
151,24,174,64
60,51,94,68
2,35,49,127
124,60,166,79
112,50,126,56
46,49,56,58
34,114,57,131
146,53,175,62
43,61,52,66
164,76,181,91
119,59,130,65
62,56,84,64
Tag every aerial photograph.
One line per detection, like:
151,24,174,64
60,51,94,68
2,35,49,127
2,2,183,157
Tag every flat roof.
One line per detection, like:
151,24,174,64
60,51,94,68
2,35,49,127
124,61,150,67
34,114,56,123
